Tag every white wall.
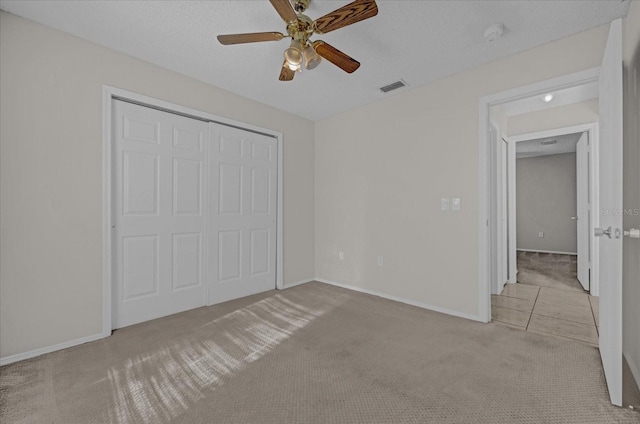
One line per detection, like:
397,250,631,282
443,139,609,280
622,0,640,397
0,11,315,359
315,24,609,318
507,99,598,137
516,153,577,253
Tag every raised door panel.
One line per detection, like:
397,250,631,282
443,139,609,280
122,152,159,216
122,235,159,299
250,167,271,215
172,233,201,290
250,228,270,276
173,158,202,216
219,164,243,215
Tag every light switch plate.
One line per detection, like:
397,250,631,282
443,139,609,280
538,232,544,238
377,256,384,267
452,198,461,211
441,198,450,211
339,251,344,260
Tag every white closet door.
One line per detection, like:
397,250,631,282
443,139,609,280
209,123,277,305
112,100,208,328
576,132,590,291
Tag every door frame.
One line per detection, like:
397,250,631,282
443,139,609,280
505,123,599,295
478,66,600,323
101,86,284,336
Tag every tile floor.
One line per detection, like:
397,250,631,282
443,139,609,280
492,251,599,347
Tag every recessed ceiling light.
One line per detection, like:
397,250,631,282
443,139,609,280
542,93,554,103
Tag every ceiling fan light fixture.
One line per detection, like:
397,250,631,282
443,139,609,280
284,40,303,67
284,60,302,72
218,0,379,80
303,44,322,70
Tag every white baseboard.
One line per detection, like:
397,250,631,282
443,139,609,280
282,279,314,289
0,331,109,366
517,248,577,255
0,278,484,366
315,278,482,323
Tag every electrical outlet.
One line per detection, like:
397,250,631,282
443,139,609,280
538,232,544,238
377,256,384,267
338,251,344,260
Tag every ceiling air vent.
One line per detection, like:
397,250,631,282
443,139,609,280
541,140,557,145
379,80,406,93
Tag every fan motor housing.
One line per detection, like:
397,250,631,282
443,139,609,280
287,13,314,43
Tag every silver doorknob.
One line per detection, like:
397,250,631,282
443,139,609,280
594,226,612,238
570,216,578,221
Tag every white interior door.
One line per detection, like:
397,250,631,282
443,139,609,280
501,138,509,286
489,124,499,294
494,134,509,293
507,139,518,285
209,123,277,305
112,100,208,328
576,132,590,291
597,19,624,407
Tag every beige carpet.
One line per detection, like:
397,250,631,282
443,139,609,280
1,282,638,423
516,251,584,292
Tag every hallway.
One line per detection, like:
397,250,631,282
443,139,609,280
491,251,599,346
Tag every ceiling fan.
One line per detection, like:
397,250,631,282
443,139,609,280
217,0,378,81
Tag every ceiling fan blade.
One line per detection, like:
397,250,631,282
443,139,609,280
313,41,360,73
279,62,295,81
269,0,298,23
313,0,378,34
217,32,285,45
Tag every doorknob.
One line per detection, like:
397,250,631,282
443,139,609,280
570,216,578,221
594,226,612,238
624,228,640,239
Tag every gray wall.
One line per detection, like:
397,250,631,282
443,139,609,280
516,153,577,253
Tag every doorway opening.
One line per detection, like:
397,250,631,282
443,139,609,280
491,123,600,346
479,19,624,407
480,70,603,345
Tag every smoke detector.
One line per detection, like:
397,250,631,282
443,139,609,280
484,23,505,42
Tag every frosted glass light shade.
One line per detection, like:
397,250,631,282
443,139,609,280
303,45,321,70
284,40,303,67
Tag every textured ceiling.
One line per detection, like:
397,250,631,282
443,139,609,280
0,0,631,121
